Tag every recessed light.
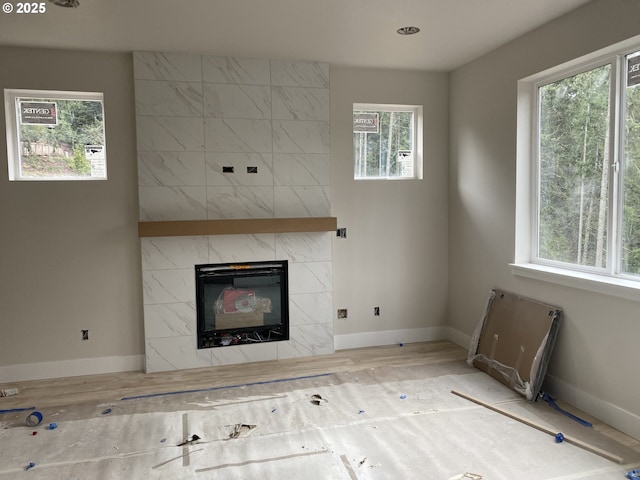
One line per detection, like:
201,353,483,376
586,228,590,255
397,26,420,36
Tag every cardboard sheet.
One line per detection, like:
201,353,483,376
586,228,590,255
470,289,561,401
215,311,265,329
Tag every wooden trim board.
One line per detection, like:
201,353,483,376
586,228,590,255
451,390,624,464
138,217,338,238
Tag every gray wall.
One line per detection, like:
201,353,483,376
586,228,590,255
331,66,449,346
2,0,639,441
449,0,640,438
0,47,143,376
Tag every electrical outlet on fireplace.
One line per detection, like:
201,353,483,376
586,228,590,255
81,329,89,340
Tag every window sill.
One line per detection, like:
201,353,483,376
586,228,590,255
510,263,640,303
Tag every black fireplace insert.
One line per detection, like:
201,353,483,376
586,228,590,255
195,260,289,349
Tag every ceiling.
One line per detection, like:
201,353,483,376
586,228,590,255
0,0,592,71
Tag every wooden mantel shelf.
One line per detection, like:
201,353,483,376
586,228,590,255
138,217,338,238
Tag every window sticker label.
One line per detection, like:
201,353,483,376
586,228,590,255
20,101,58,125
353,112,379,133
627,55,640,88
85,145,106,178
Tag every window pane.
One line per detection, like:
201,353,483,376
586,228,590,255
623,53,640,276
354,110,414,179
538,65,611,268
15,95,106,179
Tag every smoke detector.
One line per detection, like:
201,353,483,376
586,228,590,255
49,0,79,7
397,26,420,36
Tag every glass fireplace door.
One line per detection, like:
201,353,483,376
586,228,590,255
196,261,289,349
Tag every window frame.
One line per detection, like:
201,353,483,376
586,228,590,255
4,88,107,181
352,103,423,181
514,34,640,300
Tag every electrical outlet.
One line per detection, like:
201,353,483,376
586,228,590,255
337,309,348,319
336,228,347,238
81,329,89,340
374,306,380,316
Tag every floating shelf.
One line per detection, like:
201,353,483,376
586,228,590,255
138,217,338,238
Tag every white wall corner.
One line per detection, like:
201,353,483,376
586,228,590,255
445,327,472,351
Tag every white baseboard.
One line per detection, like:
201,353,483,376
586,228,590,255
0,354,145,383
335,326,452,350
544,374,640,441
444,327,471,350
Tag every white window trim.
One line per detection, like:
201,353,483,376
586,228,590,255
510,263,640,302
353,103,423,180
4,88,107,181
514,34,640,301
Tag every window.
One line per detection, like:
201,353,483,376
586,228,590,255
516,36,640,286
353,103,422,180
4,89,107,181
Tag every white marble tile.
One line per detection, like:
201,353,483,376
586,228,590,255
270,60,329,88
276,232,331,263
206,153,273,186
203,84,271,119
289,292,333,326
143,302,196,338
272,120,331,154
273,153,330,186
274,186,331,217
138,152,206,186
135,53,336,372
142,269,195,305
136,116,205,152
141,236,209,270
135,80,203,117
205,118,272,153
139,186,207,221
271,86,329,121
211,342,278,366
208,234,276,263
202,56,270,85
145,336,212,373
288,261,332,294
277,324,335,359
206,186,274,218
133,52,203,82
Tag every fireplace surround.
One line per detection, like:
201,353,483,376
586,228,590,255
134,51,334,373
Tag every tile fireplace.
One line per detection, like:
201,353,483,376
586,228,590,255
134,52,334,373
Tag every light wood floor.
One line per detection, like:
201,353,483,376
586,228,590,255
2,340,639,455
0,341,466,409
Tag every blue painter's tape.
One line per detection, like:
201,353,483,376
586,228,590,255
26,411,43,426
0,406,36,415
121,372,334,401
541,392,593,428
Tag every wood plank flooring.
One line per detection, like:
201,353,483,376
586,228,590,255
0,341,465,409
1,340,639,456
